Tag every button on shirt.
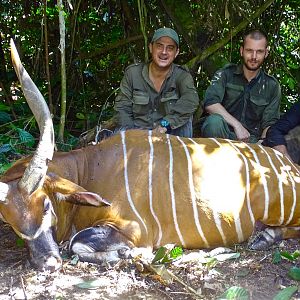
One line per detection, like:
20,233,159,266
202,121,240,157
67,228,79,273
203,64,281,139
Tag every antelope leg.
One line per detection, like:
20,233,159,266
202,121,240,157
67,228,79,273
248,226,300,250
69,225,132,264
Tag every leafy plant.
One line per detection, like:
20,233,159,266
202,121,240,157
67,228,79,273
217,286,249,300
152,245,183,265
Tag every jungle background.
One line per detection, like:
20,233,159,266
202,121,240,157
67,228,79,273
0,0,299,172
1,1,300,299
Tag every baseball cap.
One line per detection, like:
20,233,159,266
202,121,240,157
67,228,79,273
151,27,179,47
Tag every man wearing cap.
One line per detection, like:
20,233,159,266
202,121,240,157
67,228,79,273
114,27,199,137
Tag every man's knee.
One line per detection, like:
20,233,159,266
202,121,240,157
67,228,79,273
170,117,193,138
201,114,228,138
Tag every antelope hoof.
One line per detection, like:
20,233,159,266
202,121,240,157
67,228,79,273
69,225,132,264
248,229,277,250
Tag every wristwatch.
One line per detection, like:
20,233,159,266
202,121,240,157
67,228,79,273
160,119,171,131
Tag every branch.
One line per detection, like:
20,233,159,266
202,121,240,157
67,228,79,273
77,35,144,60
160,0,199,55
186,0,276,69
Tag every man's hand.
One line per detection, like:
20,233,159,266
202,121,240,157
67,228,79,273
154,125,167,134
233,123,250,142
273,145,293,161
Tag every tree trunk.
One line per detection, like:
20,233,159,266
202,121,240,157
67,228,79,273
43,0,54,115
57,0,66,143
187,0,276,71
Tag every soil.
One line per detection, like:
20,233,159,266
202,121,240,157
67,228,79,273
1,220,300,300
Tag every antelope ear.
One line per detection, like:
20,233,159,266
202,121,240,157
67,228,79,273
45,173,111,207
62,192,111,207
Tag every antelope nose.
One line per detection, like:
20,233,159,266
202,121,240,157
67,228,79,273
43,255,62,272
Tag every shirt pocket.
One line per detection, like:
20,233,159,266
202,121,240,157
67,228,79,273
225,83,244,107
161,91,179,114
248,95,269,121
132,91,150,116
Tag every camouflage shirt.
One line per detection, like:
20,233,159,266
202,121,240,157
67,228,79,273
114,63,199,130
203,64,281,139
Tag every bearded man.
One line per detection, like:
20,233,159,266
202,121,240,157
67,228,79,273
200,29,281,143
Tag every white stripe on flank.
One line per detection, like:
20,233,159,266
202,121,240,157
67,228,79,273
258,145,284,225
285,156,300,177
166,134,185,247
178,137,209,247
243,143,270,221
271,149,297,225
121,131,148,234
190,138,227,245
210,138,244,242
148,130,162,246
225,140,255,228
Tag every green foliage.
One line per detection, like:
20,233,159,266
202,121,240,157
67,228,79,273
217,286,249,300
272,248,300,298
0,0,299,163
288,266,300,281
273,249,300,264
152,245,183,265
273,286,298,300
16,238,25,248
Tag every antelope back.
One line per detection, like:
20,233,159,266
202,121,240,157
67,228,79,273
71,129,300,249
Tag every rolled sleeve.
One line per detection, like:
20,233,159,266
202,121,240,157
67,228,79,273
203,69,226,108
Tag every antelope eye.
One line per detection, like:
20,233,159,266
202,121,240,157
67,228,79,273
43,198,51,214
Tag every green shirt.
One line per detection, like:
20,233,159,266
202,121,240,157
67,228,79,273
203,64,281,139
114,63,199,129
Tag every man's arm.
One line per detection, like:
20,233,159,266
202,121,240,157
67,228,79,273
260,80,281,138
273,144,292,160
203,65,251,142
163,71,199,129
264,102,300,148
205,103,251,142
114,71,135,128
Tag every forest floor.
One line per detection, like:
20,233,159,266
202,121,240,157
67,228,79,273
1,220,300,300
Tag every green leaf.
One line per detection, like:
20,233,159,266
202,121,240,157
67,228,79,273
169,246,183,260
0,111,12,123
288,266,300,281
206,257,218,269
0,103,10,111
273,249,282,264
152,245,183,264
75,279,104,289
16,128,35,147
152,246,168,264
213,252,240,262
0,144,13,154
280,251,295,261
70,255,79,265
217,286,249,300
76,112,86,120
16,238,25,248
291,250,300,259
273,286,298,300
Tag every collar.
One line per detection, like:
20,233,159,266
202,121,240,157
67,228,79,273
234,64,263,82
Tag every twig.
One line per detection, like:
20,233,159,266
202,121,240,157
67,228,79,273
146,263,203,300
20,275,28,300
9,276,14,300
165,268,204,300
